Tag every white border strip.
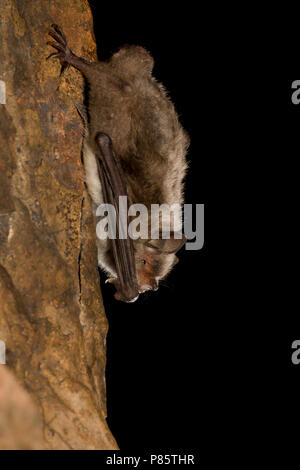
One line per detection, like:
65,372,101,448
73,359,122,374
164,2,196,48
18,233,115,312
0,80,6,104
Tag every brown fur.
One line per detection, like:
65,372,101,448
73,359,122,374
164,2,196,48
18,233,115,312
82,46,189,292
84,46,189,208
48,27,189,296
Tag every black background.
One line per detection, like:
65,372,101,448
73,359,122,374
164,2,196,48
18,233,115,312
282,81,300,450
88,3,216,452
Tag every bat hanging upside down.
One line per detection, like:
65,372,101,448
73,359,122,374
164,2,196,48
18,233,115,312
47,24,189,303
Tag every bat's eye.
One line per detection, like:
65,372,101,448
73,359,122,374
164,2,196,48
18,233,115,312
142,259,146,265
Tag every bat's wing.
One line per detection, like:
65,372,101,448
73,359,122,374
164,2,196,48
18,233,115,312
95,132,139,302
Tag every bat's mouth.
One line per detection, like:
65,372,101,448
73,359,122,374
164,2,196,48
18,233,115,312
139,286,153,294
113,284,159,302
125,294,139,303
114,292,140,303
122,286,158,302
106,278,140,303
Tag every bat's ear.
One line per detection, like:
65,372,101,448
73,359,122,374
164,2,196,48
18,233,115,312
146,232,187,254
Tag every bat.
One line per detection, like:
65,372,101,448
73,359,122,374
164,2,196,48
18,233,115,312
47,24,189,302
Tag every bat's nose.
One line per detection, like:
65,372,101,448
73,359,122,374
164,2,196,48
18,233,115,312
139,281,158,293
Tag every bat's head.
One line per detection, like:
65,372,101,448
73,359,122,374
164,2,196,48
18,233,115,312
134,232,186,294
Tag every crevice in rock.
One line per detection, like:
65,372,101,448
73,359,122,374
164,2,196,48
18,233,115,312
78,195,84,305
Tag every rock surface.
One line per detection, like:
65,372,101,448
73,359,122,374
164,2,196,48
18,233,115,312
0,0,118,450
0,366,44,450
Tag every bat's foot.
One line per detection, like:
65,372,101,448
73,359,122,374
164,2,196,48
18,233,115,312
47,24,73,75
105,277,117,285
47,24,92,76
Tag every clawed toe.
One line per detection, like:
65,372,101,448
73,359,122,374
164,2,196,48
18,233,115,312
46,24,89,76
47,24,68,57
48,30,66,46
47,25,71,75
50,24,67,44
47,40,65,53
46,52,60,61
